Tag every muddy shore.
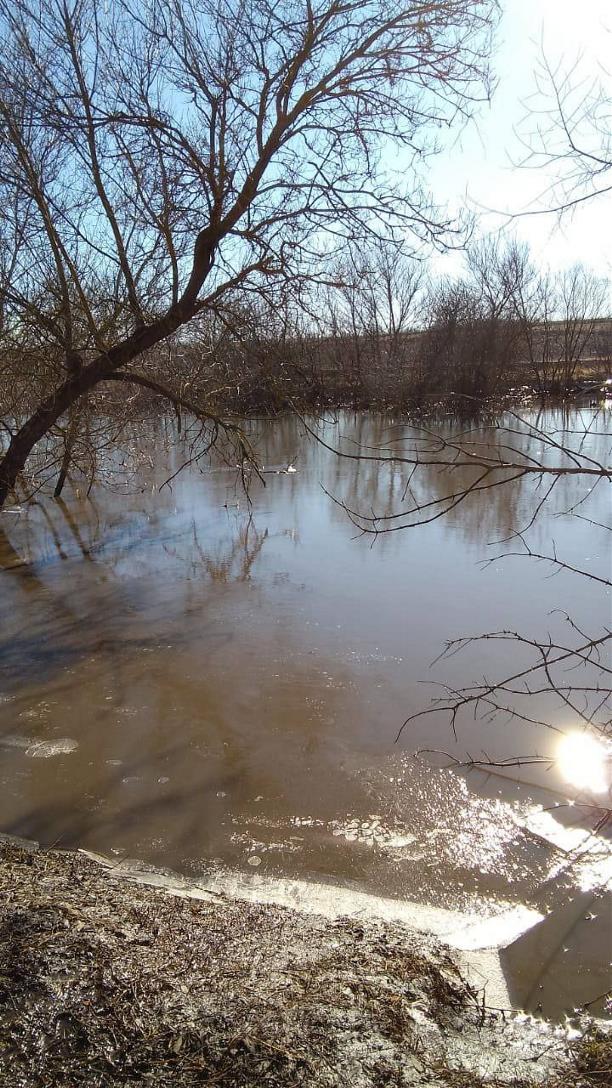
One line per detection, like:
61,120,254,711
1,835,609,1087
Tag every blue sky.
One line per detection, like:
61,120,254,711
427,0,611,276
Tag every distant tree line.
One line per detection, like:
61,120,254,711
86,237,608,415
3,235,609,430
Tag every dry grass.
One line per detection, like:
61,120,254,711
551,1027,612,1088
0,838,606,1087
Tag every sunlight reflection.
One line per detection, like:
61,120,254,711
556,732,611,795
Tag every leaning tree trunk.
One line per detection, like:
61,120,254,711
0,375,93,508
0,303,195,510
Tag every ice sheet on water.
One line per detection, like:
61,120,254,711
26,738,78,758
1,734,78,757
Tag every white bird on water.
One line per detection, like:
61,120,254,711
258,460,297,475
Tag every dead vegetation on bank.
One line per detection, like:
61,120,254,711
0,838,608,1088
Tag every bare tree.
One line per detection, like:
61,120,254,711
556,264,609,388
498,244,609,393
315,241,424,403
416,238,524,396
504,250,561,394
0,0,497,507
521,50,612,215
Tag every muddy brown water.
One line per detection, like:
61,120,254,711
0,408,610,1018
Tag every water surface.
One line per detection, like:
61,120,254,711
1,408,610,1017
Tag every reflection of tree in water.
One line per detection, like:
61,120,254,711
188,518,268,584
0,526,33,574
0,516,159,692
3,406,608,713
322,420,525,547
322,408,612,550
0,498,280,697
63,410,528,547
0,500,364,874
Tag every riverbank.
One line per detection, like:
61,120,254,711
1,836,608,1087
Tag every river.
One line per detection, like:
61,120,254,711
0,407,610,1019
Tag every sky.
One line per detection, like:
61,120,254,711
426,0,612,277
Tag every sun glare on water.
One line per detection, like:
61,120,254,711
556,732,611,795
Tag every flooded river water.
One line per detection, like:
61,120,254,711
0,408,610,1018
